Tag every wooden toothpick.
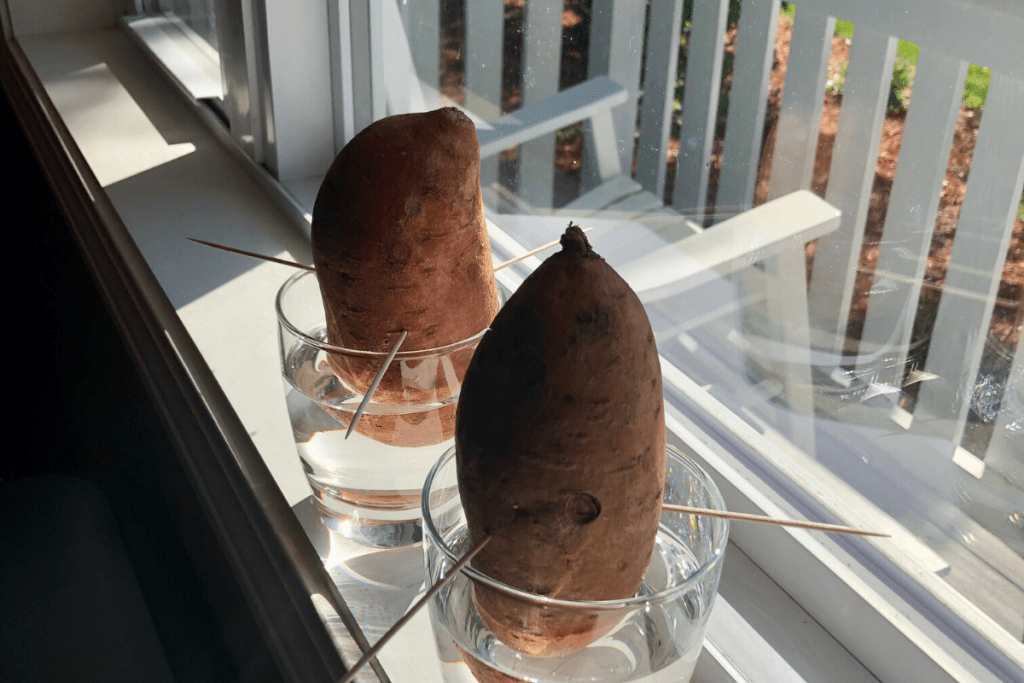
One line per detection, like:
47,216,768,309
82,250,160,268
492,227,594,271
190,236,883,536
189,231,590,437
345,331,409,439
336,535,491,683
662,504,888,537
186,237,315,271
189,231,591,274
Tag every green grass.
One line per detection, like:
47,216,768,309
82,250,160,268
964,65,991,109
821,28,916,113
888,55,915,113
896,40,919,62
826,17,989,110
835,22,918,63
835,18,854,40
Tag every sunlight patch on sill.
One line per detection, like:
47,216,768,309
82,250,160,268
46,62,196,186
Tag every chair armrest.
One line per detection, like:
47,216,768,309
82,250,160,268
476,76,628,159
617,190,841,302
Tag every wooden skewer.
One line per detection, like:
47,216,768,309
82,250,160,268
186,237,315,271
345,330,409,439
187,241,884,526
189,231,587,431
492,226,594,271
185,237,410,439
336,535,491,683
662,503,888,537
189,230,591,274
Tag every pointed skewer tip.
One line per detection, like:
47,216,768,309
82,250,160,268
344,331,410,439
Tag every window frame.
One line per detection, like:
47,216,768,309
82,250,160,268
0,24,383,683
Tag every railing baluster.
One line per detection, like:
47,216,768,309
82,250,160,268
765,8,835,199
671,0,729,219
856,50,967,387
583,0,648,194
636,0,685,200
716,0,779,216
807,26,897,353
518,0,562,208
466,0,505,188
405,0,438,106
915,74,1024,443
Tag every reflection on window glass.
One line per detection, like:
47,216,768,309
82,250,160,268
383,0,1024,650
163,0,218,54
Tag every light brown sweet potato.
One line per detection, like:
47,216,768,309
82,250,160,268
455,225,666,657
312,108,500,410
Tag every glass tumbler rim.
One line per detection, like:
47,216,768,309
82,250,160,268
275,270,493,359
421,443,729,612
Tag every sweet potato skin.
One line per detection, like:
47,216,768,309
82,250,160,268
455,226,666,656
322,403,455,448
312,108,500,405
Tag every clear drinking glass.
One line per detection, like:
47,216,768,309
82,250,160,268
422,444,729,683
277,270,494,548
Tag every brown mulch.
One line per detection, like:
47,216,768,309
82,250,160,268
767,21,1023,360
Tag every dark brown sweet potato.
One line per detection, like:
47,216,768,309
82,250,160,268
455,225,666,656
312,108,500,408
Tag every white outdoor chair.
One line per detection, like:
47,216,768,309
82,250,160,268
378,0,842,441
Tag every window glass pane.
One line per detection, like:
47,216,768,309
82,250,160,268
126,0,227,105
163,0,219,53
388,0,1023,659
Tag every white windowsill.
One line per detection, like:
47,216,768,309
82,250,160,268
18,28,313,506
9,24,1020,683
